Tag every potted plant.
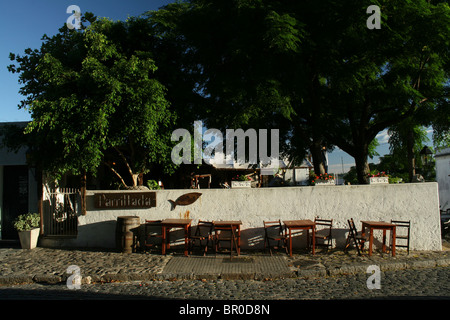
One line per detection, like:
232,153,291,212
13,213,41,249
231,174,252,188
311,173,336,185
368,171,389,184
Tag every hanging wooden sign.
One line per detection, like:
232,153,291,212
94,192,156,209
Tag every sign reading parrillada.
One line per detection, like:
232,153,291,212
94,192,156,209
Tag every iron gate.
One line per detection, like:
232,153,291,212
44,188,79,237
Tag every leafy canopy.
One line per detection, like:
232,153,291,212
8,14,176,186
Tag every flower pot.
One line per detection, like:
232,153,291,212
369,177,389,184
231,181,252,188
18,228,40,249
314,179,336,185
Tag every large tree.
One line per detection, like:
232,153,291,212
388,120,431,181
151,0,449,184
10,1,447,188
7,14,176,188
148,0,314,170
320,0,450,183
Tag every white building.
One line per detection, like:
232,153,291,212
209,151,313,187
0,122,39,240
435,147,450,212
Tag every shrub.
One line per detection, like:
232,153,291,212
146,180,161,190
13,213,40,232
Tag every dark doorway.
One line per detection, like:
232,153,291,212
2,165,29,240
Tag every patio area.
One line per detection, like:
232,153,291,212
41,183,443,254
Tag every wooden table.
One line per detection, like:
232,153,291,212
213,220,242,255
361,221,396,257
284,220,316,256
161,219,192,256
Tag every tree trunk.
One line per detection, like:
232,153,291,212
80,170,87,215
354,149,370,184
131,173,139,187
104,161,128,188
308,56,327,176
407,129,416,182
310,141,326,175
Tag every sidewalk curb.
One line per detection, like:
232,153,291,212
312,257,450,278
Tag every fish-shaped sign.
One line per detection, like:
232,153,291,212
168,192,202,210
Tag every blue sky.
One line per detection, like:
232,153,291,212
0,1,432,173
0,0,173,122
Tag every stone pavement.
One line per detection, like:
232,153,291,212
1,241,450,285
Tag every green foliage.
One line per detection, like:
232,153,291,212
8,15,176,187
432,98,450,150
232,175,251,181
264,10,304,53
308,171,316,186
389,177,403,184
13,213,40,232
389,124,430,157
155,0,449,184
6,1,450,188
146,180,161,190
343,167,359,185
321,0,449,182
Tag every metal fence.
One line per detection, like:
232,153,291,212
43,188,79,237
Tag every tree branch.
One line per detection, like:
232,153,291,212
114,146,134,181
368,97,429,139
103,161,128,188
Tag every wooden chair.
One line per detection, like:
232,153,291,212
442,209,450,237
344,218,367,256
144,220,163,252
263,220,288,255
314,217,333,251
189,220,214,255
390,220,411,254
215,224,239,259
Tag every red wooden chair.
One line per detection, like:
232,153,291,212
314,217,333,251
344,218,367,255
263,220,288,255
189,220,214,255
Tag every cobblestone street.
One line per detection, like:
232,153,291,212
1,243,449,310
1,266,449,300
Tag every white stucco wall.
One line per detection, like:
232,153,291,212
41,182,442,251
